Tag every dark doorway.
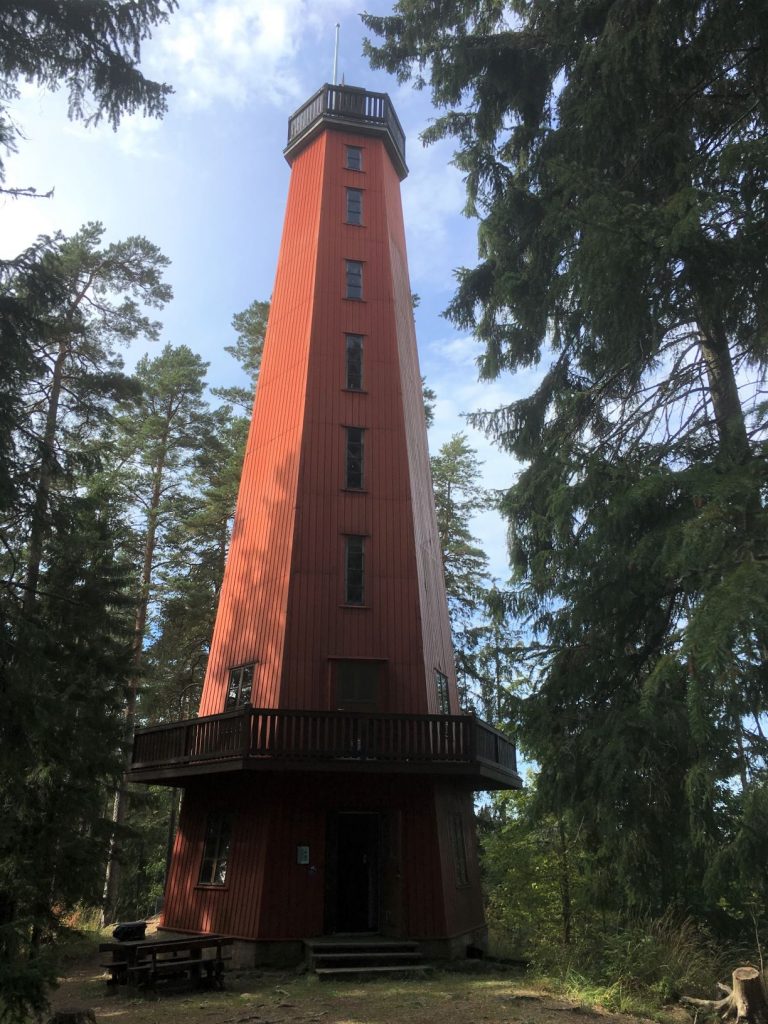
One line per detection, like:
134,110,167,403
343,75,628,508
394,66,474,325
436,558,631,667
325,812,380,933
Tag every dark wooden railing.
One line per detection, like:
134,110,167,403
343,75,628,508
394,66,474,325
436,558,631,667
287,84,406,171
131,707,518,784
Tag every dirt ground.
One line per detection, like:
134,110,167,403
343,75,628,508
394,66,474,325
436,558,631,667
49,951,684,1024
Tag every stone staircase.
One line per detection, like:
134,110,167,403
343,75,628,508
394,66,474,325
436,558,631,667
304,937,430,980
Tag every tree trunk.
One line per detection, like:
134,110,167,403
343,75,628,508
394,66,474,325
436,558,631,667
23,339,68,615
102,445,167,925
682,966,768,1024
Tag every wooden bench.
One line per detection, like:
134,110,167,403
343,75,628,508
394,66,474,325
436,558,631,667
99,936,233,990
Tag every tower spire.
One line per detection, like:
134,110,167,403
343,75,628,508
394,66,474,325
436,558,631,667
332,22,340,85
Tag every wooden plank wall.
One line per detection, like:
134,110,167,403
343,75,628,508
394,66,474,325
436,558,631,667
162,775,483,941
198,134,328,715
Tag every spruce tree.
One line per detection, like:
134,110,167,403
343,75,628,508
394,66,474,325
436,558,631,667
0,0,176,187
364,0,768,919
431,432,492,708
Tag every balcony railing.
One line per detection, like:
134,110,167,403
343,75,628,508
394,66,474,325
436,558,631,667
286,84,407,178
129,707,520,790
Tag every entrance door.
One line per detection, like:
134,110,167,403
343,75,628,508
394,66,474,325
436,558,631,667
325,812,380,933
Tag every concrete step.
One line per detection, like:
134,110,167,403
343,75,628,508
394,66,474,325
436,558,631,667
305,937,428,980
314,951,423,968
305,940,419,954
315,963,431,981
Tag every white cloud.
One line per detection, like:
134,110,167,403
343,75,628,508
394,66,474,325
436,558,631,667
150,0,358,110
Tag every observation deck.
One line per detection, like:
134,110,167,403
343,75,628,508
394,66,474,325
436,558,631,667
285,83,408,179
128,707,521,790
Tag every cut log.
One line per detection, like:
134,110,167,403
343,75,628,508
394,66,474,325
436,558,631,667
681,967,768,1024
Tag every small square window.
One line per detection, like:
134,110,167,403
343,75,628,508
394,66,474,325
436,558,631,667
345,260,363,300
199,812,232,886
344,535,365,605
346,146,363,171
346,188,363,225
345,427,365,489
435,669,450,715
226,664,255,708
345,334,363,390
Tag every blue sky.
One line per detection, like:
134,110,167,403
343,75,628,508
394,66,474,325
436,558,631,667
1,0,535,584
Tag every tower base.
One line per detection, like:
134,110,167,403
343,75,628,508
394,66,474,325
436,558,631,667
163,772,485,949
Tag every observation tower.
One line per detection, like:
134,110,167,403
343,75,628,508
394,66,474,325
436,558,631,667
129,84,521,963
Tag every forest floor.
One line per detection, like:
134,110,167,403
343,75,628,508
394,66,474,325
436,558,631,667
50,939,693,1024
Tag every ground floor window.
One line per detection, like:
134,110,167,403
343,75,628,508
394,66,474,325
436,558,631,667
199,812,232,886
449,813,469,887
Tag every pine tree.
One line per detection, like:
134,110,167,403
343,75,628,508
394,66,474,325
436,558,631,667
364,0,768,919
102,343,210,922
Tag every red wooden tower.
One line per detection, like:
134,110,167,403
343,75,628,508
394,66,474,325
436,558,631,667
130,85,520,962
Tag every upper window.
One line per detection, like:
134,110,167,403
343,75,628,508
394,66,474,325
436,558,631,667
435,670,450,715
346,187,363,225
345,260,363,300
345,146,363,171
345,334,364,390
345,427,365,489
335,660,380,712
344,535,365,605
226,663,255,708
199,812,232,886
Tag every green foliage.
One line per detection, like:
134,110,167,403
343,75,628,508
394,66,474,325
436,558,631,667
365,0,768,927
0,0,176,184
0,491,133,1022
430,432,492,705
212,298,269,411
483,785,726,1012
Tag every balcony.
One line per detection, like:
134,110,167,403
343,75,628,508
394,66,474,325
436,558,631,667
128,708,521,790
285,84,408,179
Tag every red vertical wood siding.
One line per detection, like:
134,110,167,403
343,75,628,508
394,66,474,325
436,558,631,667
200,125,457,718
163,775,483,941
165,104,485,947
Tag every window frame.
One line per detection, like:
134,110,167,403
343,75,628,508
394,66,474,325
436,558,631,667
345,145,363,171
198,812,232,887
448,813,470,888
345,333,364,391
344,534,366,605
226,663,255,708
345,187,363,225
435,669,450,715
345,426,365,490
345,259,363,300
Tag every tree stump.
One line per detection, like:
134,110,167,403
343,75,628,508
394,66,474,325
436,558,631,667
733,968,768,1024
48,1010,97,1024
681,966,768,1024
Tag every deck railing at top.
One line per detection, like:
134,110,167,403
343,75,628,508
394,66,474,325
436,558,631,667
131,707,516,778
287,85,406,170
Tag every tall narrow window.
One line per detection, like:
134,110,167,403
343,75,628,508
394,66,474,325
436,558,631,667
344,535,365,605
345,334,363,390
345,259,363,299
346,187,363,225
345,427,365,489
435,669,450,714
345,145,363,171
226,663,255,707
449,814,469,887
199,812,232,886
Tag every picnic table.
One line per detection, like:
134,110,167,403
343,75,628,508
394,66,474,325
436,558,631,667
99,933,233,989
